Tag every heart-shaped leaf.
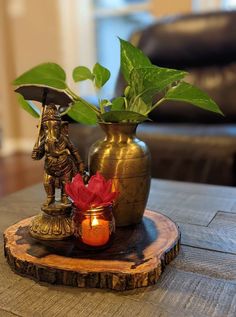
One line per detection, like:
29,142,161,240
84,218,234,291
119,38,151,83
16,93,40,118
101,110,150,123
13,63,67,90
93,63,110,89
130,66,187,102
99,99,112,113
111,97,125,111
128,97,150,115
100,99,112,107
67,101,98,125
165,82,224,115
73,66,94,82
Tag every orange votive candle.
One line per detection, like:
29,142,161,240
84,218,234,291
81,215,110,246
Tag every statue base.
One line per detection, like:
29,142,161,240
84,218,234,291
29,204,74,240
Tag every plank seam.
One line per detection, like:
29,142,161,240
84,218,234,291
181,243,236,256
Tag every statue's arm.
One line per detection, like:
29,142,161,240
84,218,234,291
66,138,85,173
32,138,45,160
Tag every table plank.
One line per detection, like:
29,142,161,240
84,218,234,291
180,222,236,254
209,211,236,232
171,245,236,280
147,204,216,226
148,180,236,226
150,179,236,199
1,179,236,316
133,267,236,317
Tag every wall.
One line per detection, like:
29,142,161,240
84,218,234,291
151,0,192,17
151,0,223,17
0,0,63,156
193,0,222,11
0,0,223,156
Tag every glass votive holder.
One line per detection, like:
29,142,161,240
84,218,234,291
73,205,115,250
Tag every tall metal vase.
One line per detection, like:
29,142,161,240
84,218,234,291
89,122,151,227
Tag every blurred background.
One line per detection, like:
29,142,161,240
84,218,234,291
1,0,236,195
1,0,235,156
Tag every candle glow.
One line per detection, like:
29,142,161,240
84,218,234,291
81,215,110,246
66,172,118,247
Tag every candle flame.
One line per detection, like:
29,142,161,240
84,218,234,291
91,216,99,226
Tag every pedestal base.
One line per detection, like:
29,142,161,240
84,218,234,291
29,213,74,240
29,203,73,240
4,210,180,290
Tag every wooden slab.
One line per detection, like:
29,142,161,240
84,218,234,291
3,210,180,291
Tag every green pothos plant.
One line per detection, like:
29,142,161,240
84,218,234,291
13,38,223,124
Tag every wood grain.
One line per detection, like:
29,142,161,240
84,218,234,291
171,245,236,280
180,222,236,254
1,179,236,316
3,210,180,291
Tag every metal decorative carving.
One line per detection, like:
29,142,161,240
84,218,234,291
29,103,86,240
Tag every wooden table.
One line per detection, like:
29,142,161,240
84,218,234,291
1,179,236,317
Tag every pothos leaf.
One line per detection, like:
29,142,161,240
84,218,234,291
165,82,224,115
93,63,111,89
16,93,40,118
119,38,151,83
67,101,98,125
128,97,150,115
100,99,112,107
130,66,187,102
111,97,125,111
99,99,112,113
13,63,67,90
73,66,94,82
101,110,150,123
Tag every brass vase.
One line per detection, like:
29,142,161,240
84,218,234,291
89,123,151,227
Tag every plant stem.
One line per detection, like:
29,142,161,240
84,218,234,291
144,97,166,115
66,88,101,114
66,87,79,100
60,105,72,116
99,99,105,114
124,97,128,110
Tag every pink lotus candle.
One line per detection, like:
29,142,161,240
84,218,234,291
66,172,118,247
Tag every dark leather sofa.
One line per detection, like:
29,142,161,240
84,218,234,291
69,10,236,186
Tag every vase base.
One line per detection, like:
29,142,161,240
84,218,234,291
113,202,147,227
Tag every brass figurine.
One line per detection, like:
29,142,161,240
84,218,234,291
29,103,85,240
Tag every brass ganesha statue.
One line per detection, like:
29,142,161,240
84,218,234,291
29,104,86,240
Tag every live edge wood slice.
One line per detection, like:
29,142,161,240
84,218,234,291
3,209,180,291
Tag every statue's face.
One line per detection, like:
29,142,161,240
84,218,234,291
43,120,61,142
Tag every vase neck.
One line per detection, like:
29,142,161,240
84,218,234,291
99,123,138,142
